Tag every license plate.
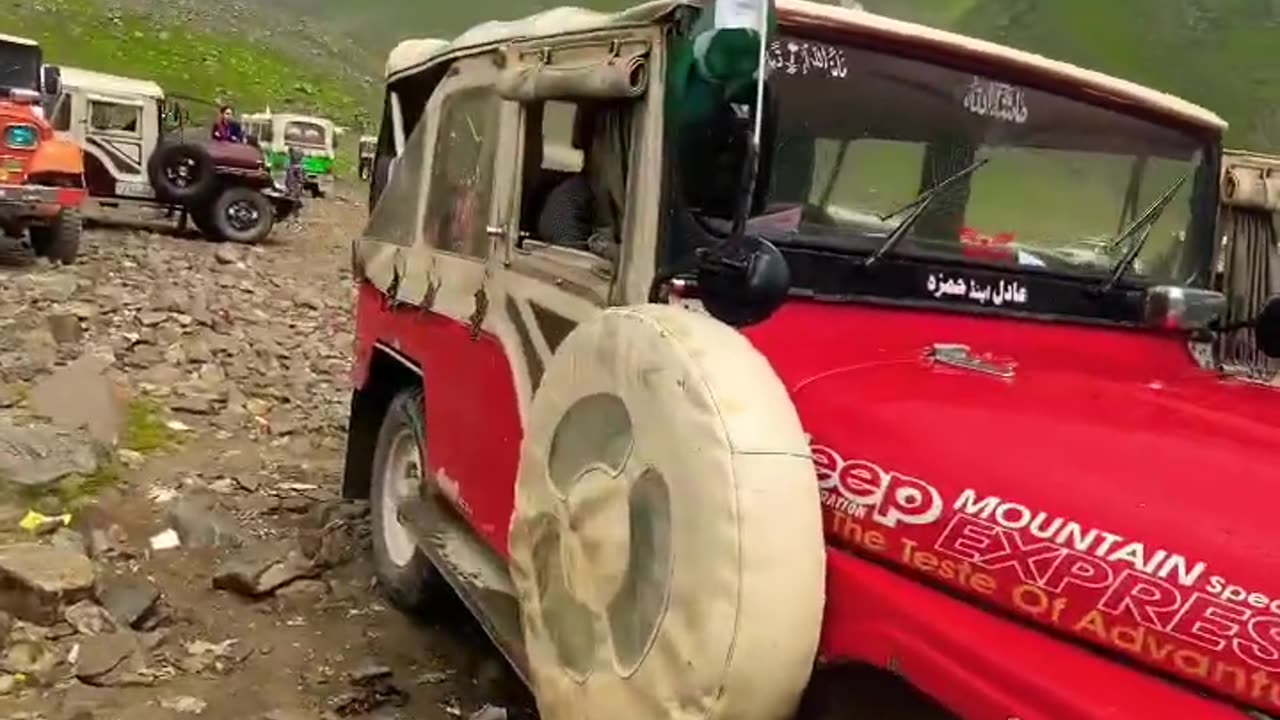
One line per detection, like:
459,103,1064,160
116,181,153,198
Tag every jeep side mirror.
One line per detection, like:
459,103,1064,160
1254,295,1280,358
695,235,790,327
40,65,61,97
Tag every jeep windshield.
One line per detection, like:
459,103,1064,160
284,121,328,148
673,35,1220,317
0,38,40,93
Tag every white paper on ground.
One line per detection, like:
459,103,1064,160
149,528,181,551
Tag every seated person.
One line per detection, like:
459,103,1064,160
537,170,594,249
535,108,619,261
211,105,244,143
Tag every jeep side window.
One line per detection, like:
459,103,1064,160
49,93,71,132
518,98,632,262
422,86,501,259
519,101,582,237
89,101,140,135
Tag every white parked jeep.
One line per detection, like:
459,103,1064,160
47,67,299,243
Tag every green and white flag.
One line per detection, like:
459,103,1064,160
668,0,776,130
693,0,776,86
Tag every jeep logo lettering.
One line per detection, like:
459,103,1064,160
811,445,943,528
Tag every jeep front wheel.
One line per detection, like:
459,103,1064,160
29,209,83,265
369,387,442,611
210,187,274,244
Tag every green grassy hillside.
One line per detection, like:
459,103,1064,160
946,0,1280,150
12,0,377,131
284,0,1279,151
17,0,1280,154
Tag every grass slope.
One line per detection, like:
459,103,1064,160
263,0,1278,152
30,0,1274,153
951,0,1280,150
14,0,377,132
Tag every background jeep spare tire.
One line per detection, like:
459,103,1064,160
508,304,825,720
147,141,216,203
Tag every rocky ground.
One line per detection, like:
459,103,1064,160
0,190,533,719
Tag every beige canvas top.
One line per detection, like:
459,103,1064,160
0,33,38,47
385,0,1225,132
244,111,336,130
59,66,165,101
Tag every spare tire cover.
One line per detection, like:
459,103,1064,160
509,304,825,720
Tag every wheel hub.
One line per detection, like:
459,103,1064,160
380,428,420,567
226,199,261,231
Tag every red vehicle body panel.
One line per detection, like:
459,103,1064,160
353,283,522,554
354,280,1271,717
746,301,1280,715
0,100,85,222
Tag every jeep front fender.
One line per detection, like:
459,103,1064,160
28,139,85,181
820,550,1243,719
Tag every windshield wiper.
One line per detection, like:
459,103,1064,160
1097,170,1191,292
865,157,989,267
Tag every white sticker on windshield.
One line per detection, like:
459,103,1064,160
962,77,1029,124
927,273,1027,307
767,40,848,78
1016,250,1047,268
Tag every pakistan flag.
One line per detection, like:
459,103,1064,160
667,0,777,131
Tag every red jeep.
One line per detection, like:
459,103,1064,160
346,2,1280,719
0,35,85,263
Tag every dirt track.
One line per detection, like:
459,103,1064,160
0,187,534,719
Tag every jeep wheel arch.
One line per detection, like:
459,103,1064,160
343,345,425,501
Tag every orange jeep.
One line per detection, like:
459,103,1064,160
0,34,85,264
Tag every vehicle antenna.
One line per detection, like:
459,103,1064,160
728,0,774,240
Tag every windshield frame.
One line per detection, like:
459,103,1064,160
0,38,41,94
658,23,1224,327
283,119,331,149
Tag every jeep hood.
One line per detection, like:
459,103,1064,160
202,140,265,170
746,301,1280,712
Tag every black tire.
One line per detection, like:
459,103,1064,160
209,186,274,244
188,206,218,240
798,667,958,720
0,237,34,267
147,141,217,204
29,209,82,265
369,388,441,611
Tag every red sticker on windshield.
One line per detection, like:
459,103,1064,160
960,227,1015,260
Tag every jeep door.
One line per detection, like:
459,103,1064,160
77,93,155,198
472,30,663,552
410,54,523,552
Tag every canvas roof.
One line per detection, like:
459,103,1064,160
243,111,336,128
59,66,164,100
384,0,1225,133
0,33,38,47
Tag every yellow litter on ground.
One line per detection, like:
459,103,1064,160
18,509,72,532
